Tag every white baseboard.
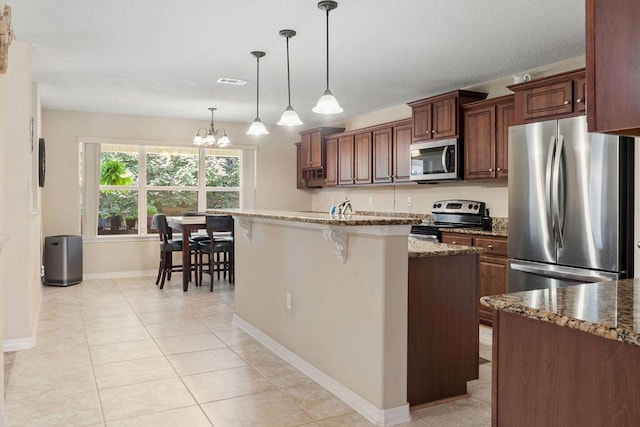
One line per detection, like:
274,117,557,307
83,269,156,280
4,287,42,352
233,314,411,427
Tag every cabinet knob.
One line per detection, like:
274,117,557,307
576,98,583,103
488,244,494,249
431,130,436,134
496,167,501,171
452,241,457,245
489,168,493,172
563,100,570,105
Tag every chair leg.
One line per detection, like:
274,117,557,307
209,253,215,291
229,251,234,284
155,255,163,285
159,253,168,289
167,255,172,281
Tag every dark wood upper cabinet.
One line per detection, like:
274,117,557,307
324,137,338,187
392,121,412,183
495,98,515,179
297,127,345,188
338,135,355,185
373,128,393,184
586,0,640,136
463,95,514,181
295,142,304,189
354,132,372,184
508,68,585,125
408,90,487,143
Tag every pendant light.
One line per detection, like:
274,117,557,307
193,107,231,147
313,0,343,115
246,51,269,135
277,29,303,126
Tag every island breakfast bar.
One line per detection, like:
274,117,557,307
210,209,421,426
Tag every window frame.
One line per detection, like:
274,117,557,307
80,137,255,240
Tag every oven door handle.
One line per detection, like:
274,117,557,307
441,146,449,173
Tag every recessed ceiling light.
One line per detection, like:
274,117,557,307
216,78,248,86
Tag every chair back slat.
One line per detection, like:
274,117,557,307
152,214,173,242
205,215,234,239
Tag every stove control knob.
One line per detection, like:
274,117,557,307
468,204,473,209
474,204,479,209
433,204,437,209
437,203,442,208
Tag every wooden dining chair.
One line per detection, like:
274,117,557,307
152,214,198,289
197,215,234,290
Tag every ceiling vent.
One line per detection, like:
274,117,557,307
216,77,248,86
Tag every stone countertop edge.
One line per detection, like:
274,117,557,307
408,240,485,258
207,209,421,226
445,227,509,238
481,279,640,347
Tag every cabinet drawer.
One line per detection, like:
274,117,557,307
474,237,507,256
441,234,473,246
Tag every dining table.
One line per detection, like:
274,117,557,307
166,216,206,291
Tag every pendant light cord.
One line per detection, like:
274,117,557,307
325,8,330,91
255,56,260,117
286,36,292,106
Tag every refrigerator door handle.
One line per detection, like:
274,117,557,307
510,261,618,283
545,135,556,239
552,134,565,247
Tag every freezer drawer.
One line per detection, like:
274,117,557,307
507,259,622,293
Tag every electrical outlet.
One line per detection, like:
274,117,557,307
286,292,292,310
407,197,412,207
368,196,373,206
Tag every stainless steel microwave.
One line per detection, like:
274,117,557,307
410,139,462,182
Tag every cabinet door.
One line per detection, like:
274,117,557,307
479,254,508,325
433,97,456,139
354,132,372,184
310,131,323,168
521,81,574,121
393,123,412,182
300,134,312,169
325,138,338,186
464,106,495,180
412,103,432,142
295,143,304,188
496,100,515,179
373,128,393,183
338,135,355,185
574,77,586,114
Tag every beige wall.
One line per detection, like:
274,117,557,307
41,110,311,275
234,219,409,411
2,40,43,347
0,0,5,415
310,56,587,219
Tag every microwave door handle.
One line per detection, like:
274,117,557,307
553,134,565,247
441,146,449,173
545,135,556,242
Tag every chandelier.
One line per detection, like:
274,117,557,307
193,107,231,147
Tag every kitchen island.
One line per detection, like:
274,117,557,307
481,279,640,426
209,209,481,425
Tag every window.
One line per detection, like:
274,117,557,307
80,142,249,238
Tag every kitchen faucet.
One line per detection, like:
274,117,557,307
330,198,353,215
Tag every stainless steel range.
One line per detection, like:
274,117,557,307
409,199,486,242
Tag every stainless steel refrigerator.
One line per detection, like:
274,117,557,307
508,116,633,293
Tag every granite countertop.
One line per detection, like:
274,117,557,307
408,240,485,258
207,209,422,226
481,279,640,347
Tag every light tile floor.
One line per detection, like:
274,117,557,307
3,276,493,426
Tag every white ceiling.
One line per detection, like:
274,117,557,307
11,0,585,128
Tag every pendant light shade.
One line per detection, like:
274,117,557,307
247,51,269,136
193,107,231,147
277,29,303,126
313,1,343,115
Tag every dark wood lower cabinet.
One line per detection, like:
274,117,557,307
408,254,479,406
493,311,640,426
479,255,507,325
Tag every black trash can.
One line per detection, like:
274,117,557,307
43,235,83,286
